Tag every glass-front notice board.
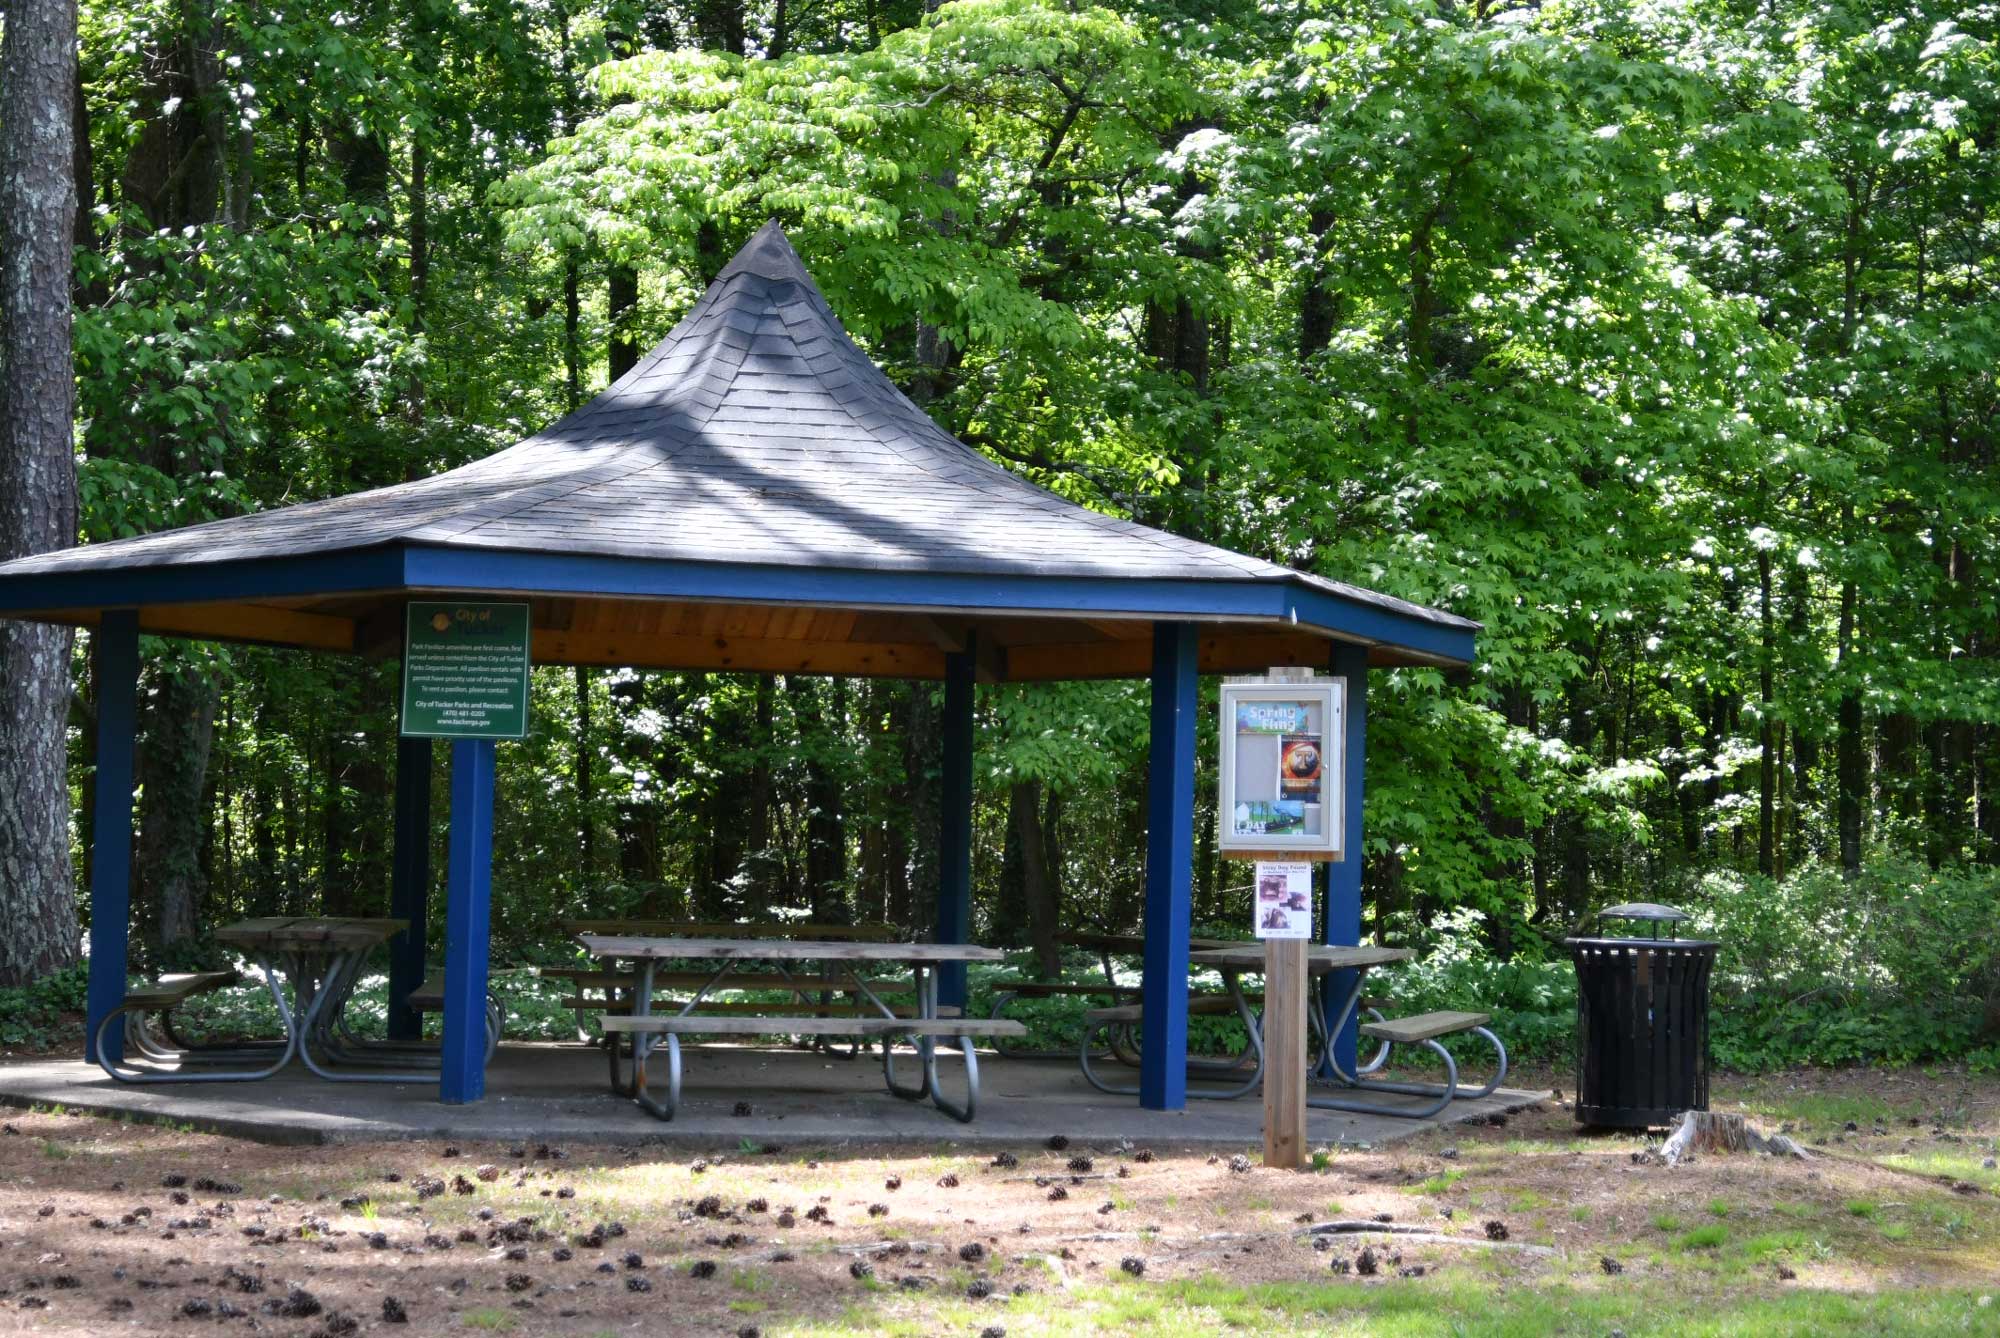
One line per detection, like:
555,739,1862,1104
1217,679,1345,860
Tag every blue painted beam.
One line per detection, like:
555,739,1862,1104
440,738,496,1104
1141,622,1198,1111
85,611,141,1067
1322,642,1369,1076
0,544,1475,668
387,735,433,1042
0,547,407,617
402,549,1479,668
936,640,975,1010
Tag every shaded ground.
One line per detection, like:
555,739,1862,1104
0,1043,1543,1148
0,1065,1994,1336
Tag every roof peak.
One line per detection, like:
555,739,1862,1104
714,218,817,286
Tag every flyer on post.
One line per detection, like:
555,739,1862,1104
1253,861,1314,939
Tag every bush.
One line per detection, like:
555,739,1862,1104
0,965,88,1048
1379,859,2000,1075
1694,859,2000,1071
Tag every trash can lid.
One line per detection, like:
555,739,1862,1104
1597,902,1689,923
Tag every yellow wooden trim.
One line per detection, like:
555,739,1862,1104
136,603,357,652
1003,629,1347,681
532,628,948,678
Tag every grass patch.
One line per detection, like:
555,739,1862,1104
460,1309,516,1331
1878,1148,2000,1193
1415,1169,1465,1195
1651,1212,1685,1233
1845,1200,1879,1219
1707,1198,1731,1218
1678,1223,1730,1250
911,1276,2000,1338
1732,1085,1921,1131
1740,1230,1813,1260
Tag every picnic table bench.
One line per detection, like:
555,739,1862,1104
93,970,305,1084
581,935,1022,1123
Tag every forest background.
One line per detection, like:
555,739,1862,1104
1,0,1996,1070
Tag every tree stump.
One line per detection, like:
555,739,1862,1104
1659,1111,1810,1166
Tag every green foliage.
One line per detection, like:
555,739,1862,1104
45,0,2000,1080
0,967,89,1048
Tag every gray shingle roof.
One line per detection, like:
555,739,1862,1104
0,222,1470,637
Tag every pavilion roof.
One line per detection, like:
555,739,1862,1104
0,223,1476,675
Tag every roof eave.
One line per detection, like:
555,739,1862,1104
0,541,1476,668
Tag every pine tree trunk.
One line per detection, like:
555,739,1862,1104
0,0,83,986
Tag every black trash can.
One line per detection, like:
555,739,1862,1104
1565,903,1716,1129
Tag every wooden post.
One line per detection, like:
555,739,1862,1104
1263,936,1308,1168
440,738,495,1104
84,610,140,1066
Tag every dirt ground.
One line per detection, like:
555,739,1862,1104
0,1064,1995,1337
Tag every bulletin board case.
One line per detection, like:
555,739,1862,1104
1217,678,1345,862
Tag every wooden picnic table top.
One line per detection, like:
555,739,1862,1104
578,935,1005,964
1190,944,1413,972
213,917,408,951
1062,932,1245,954
562,919,896,941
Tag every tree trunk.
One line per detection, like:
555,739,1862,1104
0,0,83,985
695,0,747,55
563,260,583,411
898,684,940,935
575,665,595,880
136,662,219,956
793,676,849,921
1012,780,1060,977
1757,548,1775,877
608,263,640,381
1298,206,1338,365
768,0,790,58
1836,576,1865,876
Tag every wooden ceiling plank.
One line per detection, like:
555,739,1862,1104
533,628,947,679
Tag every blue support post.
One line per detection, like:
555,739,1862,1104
936,639,975,1010
85,611,140,1067
1323,643,1369,1076
1141,622,1198,1111
440,738,496,1103
387,736,433,1042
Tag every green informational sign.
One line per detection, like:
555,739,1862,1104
400,602,532,739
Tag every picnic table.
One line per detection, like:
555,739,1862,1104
580,935,1024,1123
549,919,898,1042
95,915,501,1086
1186,944,1507,1117
985,931,1247,1061
208,917,439,1082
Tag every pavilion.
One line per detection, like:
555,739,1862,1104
0,222,1476,1111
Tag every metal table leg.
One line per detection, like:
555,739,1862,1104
96,958,299,1085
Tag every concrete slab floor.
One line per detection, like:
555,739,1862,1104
0,1044,1547,1150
